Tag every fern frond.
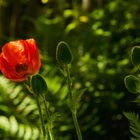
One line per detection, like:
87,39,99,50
0,115,39,140
124,112,140,140
0,76,40,139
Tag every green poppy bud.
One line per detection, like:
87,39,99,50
31,74,47,95
124,75,140,94
131,46,140,66
56,41,73,65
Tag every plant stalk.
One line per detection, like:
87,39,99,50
48,126,54,140
65,64,83,140
72,112,83,140
42,95,54,140
65,64,72,99
35,95,46,140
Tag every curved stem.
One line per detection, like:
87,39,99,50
35,95,46,140
65,64,83,140
48,126,54,140
42,95,54,140
26,77,47,140
65,64,72,99
72,112,83,140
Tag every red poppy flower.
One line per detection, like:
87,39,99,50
0,38,41,82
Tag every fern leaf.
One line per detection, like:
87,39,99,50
124,112,140,140
0,76,40,139
0,115,39,139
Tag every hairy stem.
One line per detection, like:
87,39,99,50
65,64,72,99
48,126,54,140
42,95,54,140
72,112,83,140
35,95,46,140
65,64,83,140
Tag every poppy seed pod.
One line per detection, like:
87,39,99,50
0,38,41,82
56,41,73,65
131,46,140,66
31,74,47,95
124,75,140,94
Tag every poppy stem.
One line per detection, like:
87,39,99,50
42,95,55,140
35,95,46,140
65,64,83,140
25,76,47,140
65,64,72,99
72,111,83,140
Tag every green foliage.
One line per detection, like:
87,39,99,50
124,46,140,140
68,88,87,113
1,0,140,139
0,76,39,140
0,115,39,140
124,112,140,140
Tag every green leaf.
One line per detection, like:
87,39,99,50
9,116,18,135
31,74,48,95
0,76,40,139
124,112,140,140
56,41,73,65
131,46,140,66
73,88,87,110
68,88,87,112
124,75,140,94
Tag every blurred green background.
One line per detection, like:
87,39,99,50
0,0,140,139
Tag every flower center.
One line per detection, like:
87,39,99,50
15,63,28,72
